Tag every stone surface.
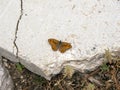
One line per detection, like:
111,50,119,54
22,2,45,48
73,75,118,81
0,0,20,61
0,0,120,80
0,57,14,90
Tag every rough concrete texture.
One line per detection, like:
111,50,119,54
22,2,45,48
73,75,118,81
0,0,120,80
0,0,20,62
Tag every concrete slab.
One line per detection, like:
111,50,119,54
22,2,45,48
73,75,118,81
0,0,20,61
0,0,120,80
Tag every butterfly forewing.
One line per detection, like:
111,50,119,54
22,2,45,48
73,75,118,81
59,42,72,53
48,38,59,51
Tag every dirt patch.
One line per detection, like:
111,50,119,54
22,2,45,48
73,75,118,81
2,50,120,90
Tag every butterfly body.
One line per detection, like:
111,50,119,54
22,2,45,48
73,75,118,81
48,38,72,53
56,40,62,50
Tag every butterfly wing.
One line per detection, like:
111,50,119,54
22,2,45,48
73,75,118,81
59,42,72,53
48,38,59,51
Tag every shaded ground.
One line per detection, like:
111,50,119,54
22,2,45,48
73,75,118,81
2,50,120,90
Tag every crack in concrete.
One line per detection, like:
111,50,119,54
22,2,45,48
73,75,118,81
13,0,23,57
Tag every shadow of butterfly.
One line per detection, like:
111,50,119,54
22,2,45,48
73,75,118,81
48,38,72,53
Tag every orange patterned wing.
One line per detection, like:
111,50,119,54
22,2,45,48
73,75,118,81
59,41,72,53
48,38,59,51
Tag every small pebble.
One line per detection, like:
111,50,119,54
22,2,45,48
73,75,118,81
3,62,9,67
20,76,23,79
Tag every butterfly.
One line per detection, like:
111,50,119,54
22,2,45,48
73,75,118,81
48,38,72,53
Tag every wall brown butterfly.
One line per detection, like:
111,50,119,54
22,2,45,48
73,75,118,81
48,38,72,53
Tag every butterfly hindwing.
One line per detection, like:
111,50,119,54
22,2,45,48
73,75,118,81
48,38,59,51
59,41,72,53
